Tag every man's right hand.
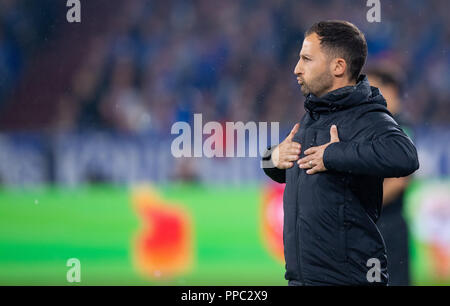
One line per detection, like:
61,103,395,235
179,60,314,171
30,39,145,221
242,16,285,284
272,123,302,169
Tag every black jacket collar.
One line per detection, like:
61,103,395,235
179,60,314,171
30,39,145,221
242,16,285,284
304,74,386,115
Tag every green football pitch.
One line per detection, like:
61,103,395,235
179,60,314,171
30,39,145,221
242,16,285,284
0,184,285,286
2,180,448,285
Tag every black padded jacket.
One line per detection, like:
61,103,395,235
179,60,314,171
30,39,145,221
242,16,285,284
263,75,419,285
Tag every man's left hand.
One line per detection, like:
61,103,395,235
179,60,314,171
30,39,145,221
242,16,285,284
298,125,340,175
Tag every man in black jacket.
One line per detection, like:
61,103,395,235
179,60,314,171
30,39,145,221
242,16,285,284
262,21,419,285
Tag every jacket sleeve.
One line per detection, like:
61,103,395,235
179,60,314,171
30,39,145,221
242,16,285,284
261,145,286,183
323,113,419,178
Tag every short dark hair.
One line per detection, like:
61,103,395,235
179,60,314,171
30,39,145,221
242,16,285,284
366,67,402,92
305,20,368,81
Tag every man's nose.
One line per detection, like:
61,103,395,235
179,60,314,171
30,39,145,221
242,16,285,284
294,60,302,75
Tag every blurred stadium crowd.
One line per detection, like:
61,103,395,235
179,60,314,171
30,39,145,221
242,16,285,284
0,0,58,106
0,0,449,134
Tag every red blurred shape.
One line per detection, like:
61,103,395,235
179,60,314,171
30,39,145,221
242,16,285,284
261,182,285,264
132,187,193,280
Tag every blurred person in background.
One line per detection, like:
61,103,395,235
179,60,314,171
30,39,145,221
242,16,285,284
368,68,414,286
99,56,151,133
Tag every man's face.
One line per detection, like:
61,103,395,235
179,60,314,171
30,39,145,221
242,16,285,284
294,33,333,97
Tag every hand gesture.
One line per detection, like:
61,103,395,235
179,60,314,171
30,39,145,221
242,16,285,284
298,125,340,174
272,123,302,169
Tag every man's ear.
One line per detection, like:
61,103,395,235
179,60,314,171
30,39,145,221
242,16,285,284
331,58,347,78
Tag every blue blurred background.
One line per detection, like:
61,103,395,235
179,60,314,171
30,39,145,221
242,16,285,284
0,0,449,285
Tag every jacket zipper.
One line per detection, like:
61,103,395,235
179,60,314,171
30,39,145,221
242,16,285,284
295,169,304,283
294,115,308,284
